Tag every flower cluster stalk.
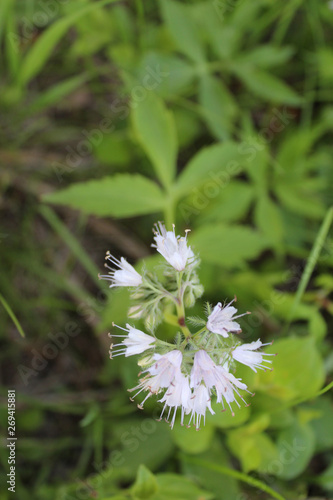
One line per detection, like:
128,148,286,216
99,222,275,430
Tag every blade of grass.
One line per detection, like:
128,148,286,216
6,8,21,79
287,206,333,326
181,456,286,500
26,73,89,114
0,292,25,337
269,379,333,416
0,0,12,42
39,205,101,287
17,0,118,87
315,380,333,397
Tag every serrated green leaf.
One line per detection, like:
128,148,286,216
254,195,284,248
160,0,205,63
43,174,165,217
137,52,196,99
132,93,177,188
199,74,237,140
275,181,325,219
241,45,294,68
190,224,268,267
175,142,243,198
232,64,302,105
196,181,254,225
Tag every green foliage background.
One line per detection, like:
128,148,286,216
1,0,333,499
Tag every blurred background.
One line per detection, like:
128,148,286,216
1,1,333,499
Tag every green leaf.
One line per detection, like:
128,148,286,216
132,93,177,188
305,397,333,452
110,423,174,482
308,310,327,340
254,195,284,248
232,64,301,105
228,429,278,473
206,401,251,429
192,2,240,60
256,336,325,401
275,181,325,219
43,174,165,217
137,52,196,99
196,181,254,225
182,456,286,500
275,419,315,479
317,48,333,82
172,422,214,454
190,224,268,268
175,142,243,198
199,75,237,140
160,0,205,63
242,45,294,68
152,473,213,500
181,440,240,500
17,0,117,86
317,460,333,492
131,465,158,499
205,21,240,60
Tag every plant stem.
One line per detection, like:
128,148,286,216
176,271,191,338
286,206,333,330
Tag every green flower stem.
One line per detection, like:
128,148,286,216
176,271,192,339
193,326,207,337
144,281,178,305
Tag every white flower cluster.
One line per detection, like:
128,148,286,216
100,223,275,430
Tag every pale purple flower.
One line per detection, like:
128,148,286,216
232,340,274,372
190,350,250,416
188,384,215,430
158,372,191,428
99,252,142,288
190,350,218,389
110,323,155,357
207,298,250,337
152,222,195,271
214,366,249,415
129,350,183,409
